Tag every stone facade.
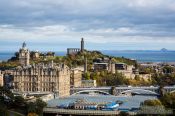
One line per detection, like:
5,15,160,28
93,58,115,73
30,51,40,60
0,71,3,87
70,69,82,87
117,65,135,79
67,48,80,55
94,63,109,71
115,63,127,70
81,80,97,87
19,42,30,66
13,62,70,97
108,60,115,74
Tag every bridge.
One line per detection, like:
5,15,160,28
71,86,175,96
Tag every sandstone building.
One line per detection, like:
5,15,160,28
13,43,71,97
13,62,70,97
70,68,82,87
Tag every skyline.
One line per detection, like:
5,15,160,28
0,0,175,51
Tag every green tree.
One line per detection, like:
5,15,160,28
27,102,36,113
35,99,47,116
160,92,175,109
27,99,46,116
90,72,98,80
143,99,162,106
13,96,25,107
84,72,90,80
135,75,140,81
103,72,128,86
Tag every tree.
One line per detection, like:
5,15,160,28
27,102,36,114
35,99,47,116
160,92,175,109
84,72,90,80
135,75,140,81
13,96,25,107
0,87,14,101
143,99,162,106
99,72,128,86
27,99,46,116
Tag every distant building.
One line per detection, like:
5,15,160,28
139,74,151,81
93,59,115,74
108,59,115,74
13,62,70,97
116,63,135,79
93,57,109,63
81,80,97,87
0,71,3,87
19,42,30,66
45,52,55,58
94,63,109,71
67,48,81,55
93,57,115,73
70,68,82,87
67,38,85,55
30,51,40,60
115,63,127,70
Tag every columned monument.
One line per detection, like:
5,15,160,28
67,38,85,55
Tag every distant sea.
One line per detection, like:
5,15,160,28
1,50,175,63
101,50,175,63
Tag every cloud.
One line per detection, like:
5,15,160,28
0,0,175,51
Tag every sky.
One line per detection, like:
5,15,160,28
0,0,175,51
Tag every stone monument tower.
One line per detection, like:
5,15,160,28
81,38,84,52
19,42,30,66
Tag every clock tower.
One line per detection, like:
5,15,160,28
19,42,30,66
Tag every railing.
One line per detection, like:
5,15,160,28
71,86,175,94
43,107,120,115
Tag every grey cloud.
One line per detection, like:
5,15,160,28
0,0,175,50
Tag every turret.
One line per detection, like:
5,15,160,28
19,42,30,66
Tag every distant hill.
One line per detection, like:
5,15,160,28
160,48,168,52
